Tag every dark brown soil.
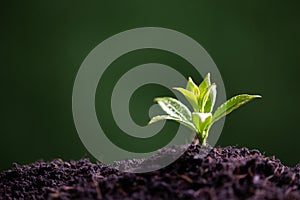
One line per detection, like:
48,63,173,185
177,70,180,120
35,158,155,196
1,145,300,200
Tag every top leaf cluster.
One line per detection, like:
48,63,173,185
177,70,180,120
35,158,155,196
149,73,261,146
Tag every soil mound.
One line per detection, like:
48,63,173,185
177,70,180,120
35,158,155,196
1,145,299,199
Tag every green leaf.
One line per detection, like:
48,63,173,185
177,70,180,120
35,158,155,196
201,84,217,113
186,77,198,92
192,112,212,133
148,115,198,132
186,77,200,97
199,73,211,97
173,87,199,111
154,97,192,121
212,94,262,123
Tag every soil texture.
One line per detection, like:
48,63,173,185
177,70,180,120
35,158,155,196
1,145,300,200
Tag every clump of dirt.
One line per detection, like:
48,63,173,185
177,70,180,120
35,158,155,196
1,145,300,200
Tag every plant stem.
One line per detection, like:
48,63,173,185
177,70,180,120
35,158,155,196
196,132,207,146
201,138,207,146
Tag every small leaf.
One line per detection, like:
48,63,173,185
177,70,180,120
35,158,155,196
186,77,198,92
154,97,192,121
199,73,211,97
192,112,212,133
186,77,200,97
212,94,262,123
173,87,199,111
148,115,198,132
201,84,217,113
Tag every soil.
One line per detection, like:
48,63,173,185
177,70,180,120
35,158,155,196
1,145,300,200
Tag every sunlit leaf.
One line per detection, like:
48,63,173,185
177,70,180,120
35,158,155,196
173,87,199,111
154,97,192,121
212,94,261,123
148,115,198,132
186,77,198,92
201,84,217,113
186,77,200,97
199,73,211,99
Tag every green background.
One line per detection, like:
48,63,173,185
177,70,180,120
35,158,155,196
1,1,299,171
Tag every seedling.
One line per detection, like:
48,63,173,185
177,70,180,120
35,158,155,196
148,73,261,146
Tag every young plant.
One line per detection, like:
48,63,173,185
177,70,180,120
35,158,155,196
148,73,261,146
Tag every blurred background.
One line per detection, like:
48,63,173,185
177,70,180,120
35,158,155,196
1,1,299,171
